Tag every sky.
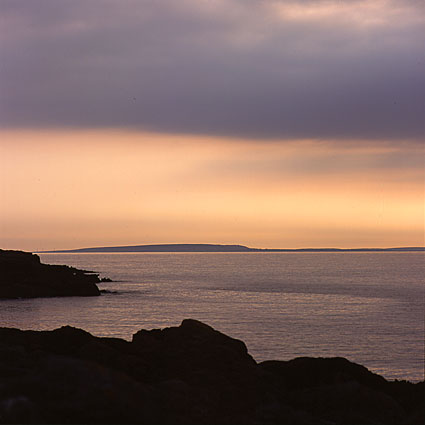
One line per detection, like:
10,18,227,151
0,0,424,250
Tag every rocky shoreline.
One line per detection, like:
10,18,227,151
0,319,423,424
0,250,104,298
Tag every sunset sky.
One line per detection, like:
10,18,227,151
1,0,424,251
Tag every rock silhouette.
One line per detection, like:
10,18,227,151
0,319,423,424
0,249,102,298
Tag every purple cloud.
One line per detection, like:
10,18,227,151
0,0,424,142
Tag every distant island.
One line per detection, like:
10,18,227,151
39,243,425,253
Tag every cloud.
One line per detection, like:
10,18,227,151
0,0,424,141
188,143,425,186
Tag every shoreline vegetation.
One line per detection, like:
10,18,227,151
38,243,425,253
0,319,423,424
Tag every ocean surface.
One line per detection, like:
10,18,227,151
1,252,423,382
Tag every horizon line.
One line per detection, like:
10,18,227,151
36,243,425,253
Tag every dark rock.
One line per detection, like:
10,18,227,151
100,277,112,282
0,320,423,424
99,289,118,294
132,319,256,375
0,249,105,298
259,357,388,391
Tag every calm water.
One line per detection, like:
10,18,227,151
1,252,424,382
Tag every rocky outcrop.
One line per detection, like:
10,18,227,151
0,319,423,424
0,249,102,298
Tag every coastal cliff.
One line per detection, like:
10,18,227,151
0,249,101,298
0,319,423,424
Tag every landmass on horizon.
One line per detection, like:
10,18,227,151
38,243,425,253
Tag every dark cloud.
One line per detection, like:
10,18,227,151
0,0,424,141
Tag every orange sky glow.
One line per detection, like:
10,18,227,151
1,130,423,251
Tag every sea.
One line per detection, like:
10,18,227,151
1,252,423,382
